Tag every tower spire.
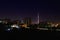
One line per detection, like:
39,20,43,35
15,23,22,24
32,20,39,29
37,8,39,24
37,12,39,24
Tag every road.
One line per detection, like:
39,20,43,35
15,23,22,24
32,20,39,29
37,27,60,31
37,27,49,30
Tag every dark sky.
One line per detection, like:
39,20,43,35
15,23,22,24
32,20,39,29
0,0,60,22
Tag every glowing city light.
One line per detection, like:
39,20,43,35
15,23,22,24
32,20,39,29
55,24,59,27
7,28,11,31
0,21,2,23
11,24,19,28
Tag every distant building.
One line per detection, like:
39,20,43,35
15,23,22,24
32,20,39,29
19,23,27,28
21,17,32,26
0,18,11,24
20,20,24,24
12,20,20,25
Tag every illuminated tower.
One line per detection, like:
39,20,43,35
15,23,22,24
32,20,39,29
37,13,39,24
34,8,40,24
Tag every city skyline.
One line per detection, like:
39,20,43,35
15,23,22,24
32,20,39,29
0,0,60,22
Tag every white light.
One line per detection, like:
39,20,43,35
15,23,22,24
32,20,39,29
7,28,11,31
0,21,2,23
11,24,19,28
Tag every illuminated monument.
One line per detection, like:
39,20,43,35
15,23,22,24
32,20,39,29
37,13,39,24
37,8,39,24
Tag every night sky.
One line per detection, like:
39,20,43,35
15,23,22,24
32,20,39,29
0,0,60,23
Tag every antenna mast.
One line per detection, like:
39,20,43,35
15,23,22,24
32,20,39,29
37,8,39,24
37,13,39,24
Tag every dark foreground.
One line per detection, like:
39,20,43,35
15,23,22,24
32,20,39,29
1,28,60,40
